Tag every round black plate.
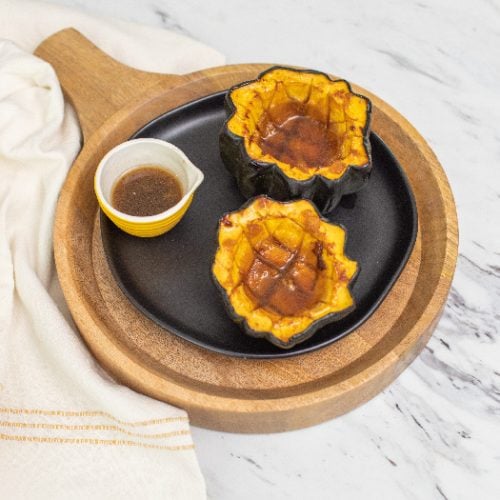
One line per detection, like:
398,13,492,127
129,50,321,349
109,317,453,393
100,91,417,359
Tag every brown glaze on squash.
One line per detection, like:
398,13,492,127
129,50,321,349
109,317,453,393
258,102,340,170
241,234,325,316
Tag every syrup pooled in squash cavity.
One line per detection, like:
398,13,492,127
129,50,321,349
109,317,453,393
241,223,327,316
111,165,182,217
257,102,341,170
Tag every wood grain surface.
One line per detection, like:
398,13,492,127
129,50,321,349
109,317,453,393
35,29,458,432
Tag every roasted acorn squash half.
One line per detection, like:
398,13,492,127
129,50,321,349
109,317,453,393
220,66,372,214
212,196,358,348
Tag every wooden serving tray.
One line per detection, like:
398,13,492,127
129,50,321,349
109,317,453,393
36,29,458,433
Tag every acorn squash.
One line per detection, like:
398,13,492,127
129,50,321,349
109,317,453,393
219,66,372,214
212,196,358,348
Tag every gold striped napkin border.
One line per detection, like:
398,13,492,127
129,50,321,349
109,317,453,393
0,407,194,451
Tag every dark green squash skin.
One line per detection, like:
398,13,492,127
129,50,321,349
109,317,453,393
219,66,373,214
211,196,359,349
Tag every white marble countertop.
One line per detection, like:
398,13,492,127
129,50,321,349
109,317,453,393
36,0,500,498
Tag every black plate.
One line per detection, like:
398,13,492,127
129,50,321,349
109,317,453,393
100,91,417,359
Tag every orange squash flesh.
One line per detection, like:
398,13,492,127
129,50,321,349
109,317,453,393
212,196,358,348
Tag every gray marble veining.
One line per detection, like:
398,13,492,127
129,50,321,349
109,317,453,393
35,0,500,498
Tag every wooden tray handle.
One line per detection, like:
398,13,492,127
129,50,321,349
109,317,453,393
34,28,184,140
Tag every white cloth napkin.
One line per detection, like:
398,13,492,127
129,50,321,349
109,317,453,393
0,1,224,498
